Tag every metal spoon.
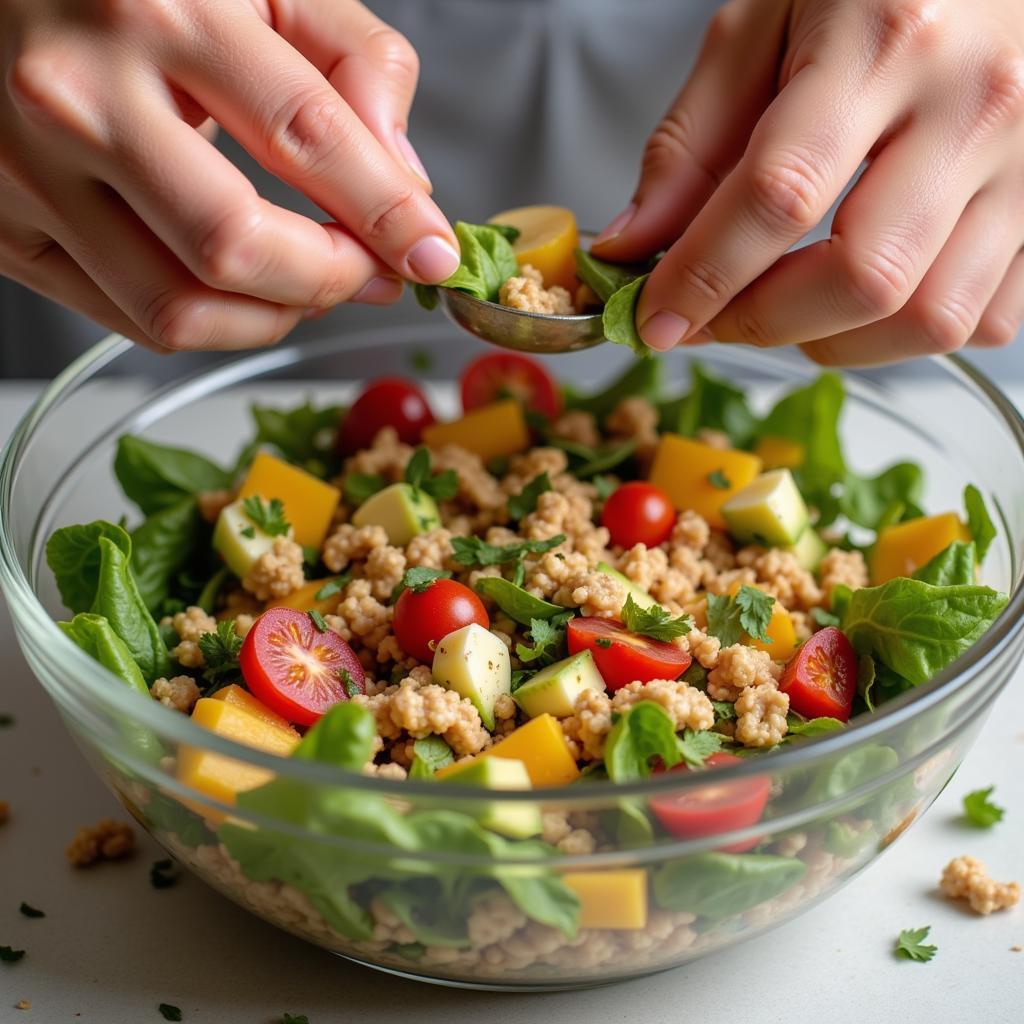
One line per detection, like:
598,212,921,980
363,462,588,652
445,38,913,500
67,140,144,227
435,230,605,354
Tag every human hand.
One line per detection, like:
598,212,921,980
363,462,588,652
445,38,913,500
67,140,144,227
0,0,459,351
594,0,1024,365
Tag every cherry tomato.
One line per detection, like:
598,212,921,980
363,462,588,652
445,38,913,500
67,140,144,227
459,353,562,420
393,578,490,663
778,626,857,721
239,607,365,726
650,753,771,853
601,482,676,549
337,377,435,454
567,617,692,691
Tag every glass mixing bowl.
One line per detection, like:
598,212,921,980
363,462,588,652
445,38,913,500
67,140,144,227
2,325,1022,991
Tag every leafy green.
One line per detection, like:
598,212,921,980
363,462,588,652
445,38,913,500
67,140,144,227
707,469,731,490
805,744,899,806
409,348,434,372
823,820,874,858
562,359,663,421
515,613,573,665
558,439,637,479
435,221,519,302
250,400,343,478
392,567,452,604
601,273,650,356
314,575,350,602
963,485,996,562
620,594,692,642
785,716,845,738
603,702,682,782
895,926,937,963
342,472,386,506
507,472,552,520
451,534,565,568
413,282,440,310
672,363,759,448
913,541,976,587
653,853,806,919
0,946,25,963
46,521,132,614
592,474,618,501
158,1003,183,1021
573,249,649,303
677,728,725,767
841,578,1008,684
811,607,841,628
408,736,455,779
840,463,925,530
198,621,243,688
856,654,914,713
474,577,568,626
404,447,459,502
962,786,1005,828
242,496,290,537
115,435,231,516
18,903,44,918
130,498,204,613
706,586,775,646
150,858,181,890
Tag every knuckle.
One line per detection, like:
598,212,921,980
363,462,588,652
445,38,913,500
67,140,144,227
974,52,1024,132
263,89,350,179
869,0,944,68
359,187,419,242
910,296,976,354
840,242,915,319
98,0,183,33
146,293,215,351
749,153,829,236
363,26,420,87
8,49,68,119
193,204,267,291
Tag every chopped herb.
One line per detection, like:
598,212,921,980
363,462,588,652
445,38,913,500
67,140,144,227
510,669,533,692
810,607,841,628
241,495,290,537
314,574,351,602
308,610,328,633
515,613,573,665
198,621,244,688
18,903,44,918
158,1005,183,1021
592,475,618,501
404,447,459,502
342,472,386,506
895,926,937,963
339,669,360,698
677,728,725,767
408,735,454,779
962,786,1005,828
595,637,613,649
511,559,526,587
706,586,775,646
507,472,552,520
390,566,452,603
487,455,511,477
302,545,321,570
0,946,25,963
0,713,13,727
451,534,566,568
239,525,256,539
620,594,693,642
711,700,736,720
149,859,181,889
404,447,431,490
707,469,731,490
409,349,433,372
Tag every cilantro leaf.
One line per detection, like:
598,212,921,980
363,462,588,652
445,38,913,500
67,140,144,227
962,785,1005,828
510,669,533,693
963,484,996,563
404,447,458,502
450,534,566,568
707,469,731,490
314,574,351,602
0,945,25,963
390,566,452,603
197,620,243,688
711,700,736,720
158,1005,183,1021
895,926,937,963
507,472,552,520
404,447,431,490
342,472,386,507
811,607,841,628
706,593,744,647
515,613,573,665
150,858,181,889
242,495,290,537
620,594,692,642
677,728,724,767
408,735,455,779
18,903,44,918
592,475,618,501
706,586,775,646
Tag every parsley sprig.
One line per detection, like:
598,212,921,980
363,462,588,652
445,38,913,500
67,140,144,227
515,612,574,665
242,495,291,537
451,534,566,568
706,585,775,646
962,786,1005,827
895,926,937,963
390,566,452,604
405,447,458,502
620,594,693,642
197,620,244,688
507,472,552,520
342,472,386,506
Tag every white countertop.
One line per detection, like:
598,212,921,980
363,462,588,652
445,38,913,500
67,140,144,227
0,380,1021,1024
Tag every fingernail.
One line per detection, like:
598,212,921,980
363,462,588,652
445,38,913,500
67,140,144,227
395,129,431,188
407,236,460,283
639,310,690,351
593,204,637,246
352,276,404,305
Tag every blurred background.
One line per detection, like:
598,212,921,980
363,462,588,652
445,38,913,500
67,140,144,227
1,0,1020,380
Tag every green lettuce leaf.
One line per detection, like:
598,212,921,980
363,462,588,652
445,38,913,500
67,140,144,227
46,521,132,614
114,435,232,516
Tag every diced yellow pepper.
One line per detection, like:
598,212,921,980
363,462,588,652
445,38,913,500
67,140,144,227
727,582,799,662
870,512,970,585
754,435,805,470
421,400,530,463
489,205,580,292
237,451,340,550
437,714,579,787
177,698,298,809
267,578,342,617
563,870,648,930
648,434,763,530
209,684,299,738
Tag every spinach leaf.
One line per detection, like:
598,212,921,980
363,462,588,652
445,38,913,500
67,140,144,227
673,363,759,448
343,472,387,507
784,715,845,738
440,222,519,302
840,463,924,530
913,541,975,587
601,274,650,356
805,744,899,805
474,577,567,626
857,654,914,713
46,521,132,614
251,400,343,479
963,484,996,562
130,498,203,613
573,249,649,303
562,359,663,421
114,435,232,515
653,853,806,919
604,702,682,782
376,880,475,947
291,701,377,769
842,578,1007,684
564,439,637,479
58,613,163,762
408,735,455,779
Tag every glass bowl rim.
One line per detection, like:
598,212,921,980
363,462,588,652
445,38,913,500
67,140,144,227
2,330,1023,804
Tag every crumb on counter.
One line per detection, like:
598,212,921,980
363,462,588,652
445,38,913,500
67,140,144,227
499,264,575,315
940,855,1021,915
66,819,135,867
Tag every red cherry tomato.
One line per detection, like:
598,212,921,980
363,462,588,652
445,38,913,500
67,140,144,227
566,617,692,691
393,578,490,663
778,626,857,722
337,377,435,454
650,753,771,853
239,607,365,726
601,482,676,549
459,353,562,420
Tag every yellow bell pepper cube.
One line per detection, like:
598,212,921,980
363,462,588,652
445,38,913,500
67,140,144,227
421,400,530,463
563,870,648,930
209,684,299,738
754,435,805,470
177,698,298,809
727,582,798,662
489,204,580,292
267,578,343,617
870,512,971,585
649,434,763,530
237,451,340,550
437,714,579,787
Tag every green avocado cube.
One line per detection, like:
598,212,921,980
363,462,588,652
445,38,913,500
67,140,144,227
722,468,810,547
513,650,607,719
596,561,656,610
212,498,280,578
785,526,829,572
351,482,440,546
440,756,541,838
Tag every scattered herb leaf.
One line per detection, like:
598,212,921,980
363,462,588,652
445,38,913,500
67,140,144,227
391,566,452,603
707,470,731,490
0,946,25,963
677,728,725,767
242,496,290,537
150,859,181,889
158,1004,183,1021
18,903,44,919
240,525,256,539
308,610,328,633
706,586,775,646
595,637,613,649
198,621,244,687
895,926,937,963
592,475,618,501
314,574,351,602
451,534,565,568
620,594,693,642
339,669,360,698
515,613,573,665
962,786,1005,828
507,472,552,520
408,735,455,779
409,349,433,372
811,607,841,628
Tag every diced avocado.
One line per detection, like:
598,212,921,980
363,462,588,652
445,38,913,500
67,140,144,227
722,468,810,547
351,482,440,546
440,756,542,838
596,561,655,610
514,650,606,719
212,498,280,578
785,526,829,572
432,623,510,730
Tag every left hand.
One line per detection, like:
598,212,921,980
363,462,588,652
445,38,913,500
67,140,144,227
593,0,1024,365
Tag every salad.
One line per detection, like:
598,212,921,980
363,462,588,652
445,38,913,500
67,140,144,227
45,349,1008,980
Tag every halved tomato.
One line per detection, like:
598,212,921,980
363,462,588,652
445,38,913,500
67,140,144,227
650,753,771,853
566,617,691,691
778,626,857,721
459,352,562,421
239,607,365,726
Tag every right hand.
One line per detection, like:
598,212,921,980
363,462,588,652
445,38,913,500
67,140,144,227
0,0,460,351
